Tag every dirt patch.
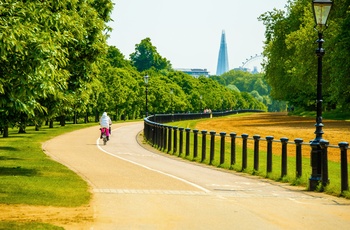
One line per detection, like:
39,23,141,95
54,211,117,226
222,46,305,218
196,112,350,162
0,204,93,229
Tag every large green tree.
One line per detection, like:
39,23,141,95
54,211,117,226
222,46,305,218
328,0,350,109
0,0,113,136
0,1,70,136
61,0,113,124
130,38,172,72
260,0,350,111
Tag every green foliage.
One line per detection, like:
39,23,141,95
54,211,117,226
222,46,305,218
0,0,113,136
130,37,172,72
259,0,350,112
0,1,268,136
107,46,132,68
211,70,284,111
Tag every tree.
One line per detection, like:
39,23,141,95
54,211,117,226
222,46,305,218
0,1,70,136
211,69,283,111
107,46,132,69
0,0,113,135
62,0,113,124
259,0,350,111
130,38,172,72
327,1,350,109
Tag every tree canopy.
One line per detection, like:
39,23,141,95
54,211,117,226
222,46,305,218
130,38,172,72
211,70,286,112
259,0,350,111
0,0,113,136
0,1,267,137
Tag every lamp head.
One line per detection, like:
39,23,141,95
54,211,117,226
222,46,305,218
144,75,149,84
312,0,333,32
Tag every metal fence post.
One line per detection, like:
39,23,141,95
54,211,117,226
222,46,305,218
144,121,149,142
241,134,249,171
179,127,184,156
163,125,167,151
339,142,349,192
185,128,191,156
294,138,303,178
266,136,274,174
201,130,207,162
152,124,157,147
159,124,164,150
320,139,329,188
253,135,260,171
173,126,178,154
193,129,199,159
280,137,289,178
168,126,172,153
220,132,226,165
230,132,237,165
210,131,216,165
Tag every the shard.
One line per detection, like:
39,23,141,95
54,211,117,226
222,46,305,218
216,30,229,75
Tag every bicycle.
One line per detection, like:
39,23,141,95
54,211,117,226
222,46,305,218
100,127,108,145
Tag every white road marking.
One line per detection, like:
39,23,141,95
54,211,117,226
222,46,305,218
96,137,211,193
93,188,208,195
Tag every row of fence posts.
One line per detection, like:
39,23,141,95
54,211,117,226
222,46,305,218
144,118,349,193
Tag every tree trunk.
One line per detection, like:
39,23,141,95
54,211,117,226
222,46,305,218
85,111,89,123
95,110,99,122
18,116,27,133
49,120,54,128
60,115,66,126
18,124,26,133
73,111,77,124
3,125,9,138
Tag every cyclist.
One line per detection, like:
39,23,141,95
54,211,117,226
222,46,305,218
99,112,112,141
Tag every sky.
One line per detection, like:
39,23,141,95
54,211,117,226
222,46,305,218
107,0,289,75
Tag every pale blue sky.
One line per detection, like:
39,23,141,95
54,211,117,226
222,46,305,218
108,0,288,74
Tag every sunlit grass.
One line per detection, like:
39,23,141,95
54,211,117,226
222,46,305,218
0,221,64,230
0,122,96,206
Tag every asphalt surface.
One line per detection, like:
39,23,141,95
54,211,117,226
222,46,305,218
44,121,350,230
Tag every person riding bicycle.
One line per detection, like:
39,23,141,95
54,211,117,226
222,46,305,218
99,112,112,141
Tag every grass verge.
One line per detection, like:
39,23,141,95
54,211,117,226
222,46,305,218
0,122,97,227
0,221,63,230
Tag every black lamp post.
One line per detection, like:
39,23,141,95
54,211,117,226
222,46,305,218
309,0,333,191
144,75,149,117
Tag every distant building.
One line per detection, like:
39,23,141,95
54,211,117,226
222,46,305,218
233,66,259,74
175,68,210,78
216,30,229,75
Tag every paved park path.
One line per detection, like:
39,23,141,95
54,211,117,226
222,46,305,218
44,121,350,229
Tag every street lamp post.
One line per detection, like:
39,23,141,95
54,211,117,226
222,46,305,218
144,75,149,117
309,0,333,191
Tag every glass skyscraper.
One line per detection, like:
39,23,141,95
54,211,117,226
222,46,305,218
216,30,229,75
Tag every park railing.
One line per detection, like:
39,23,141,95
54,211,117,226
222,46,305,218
143,111,349,195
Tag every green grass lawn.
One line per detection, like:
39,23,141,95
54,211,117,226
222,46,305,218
0,123,97,206
0,221,64,230
0,122,97,228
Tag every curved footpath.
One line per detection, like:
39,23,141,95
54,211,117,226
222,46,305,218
44,121,350,229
